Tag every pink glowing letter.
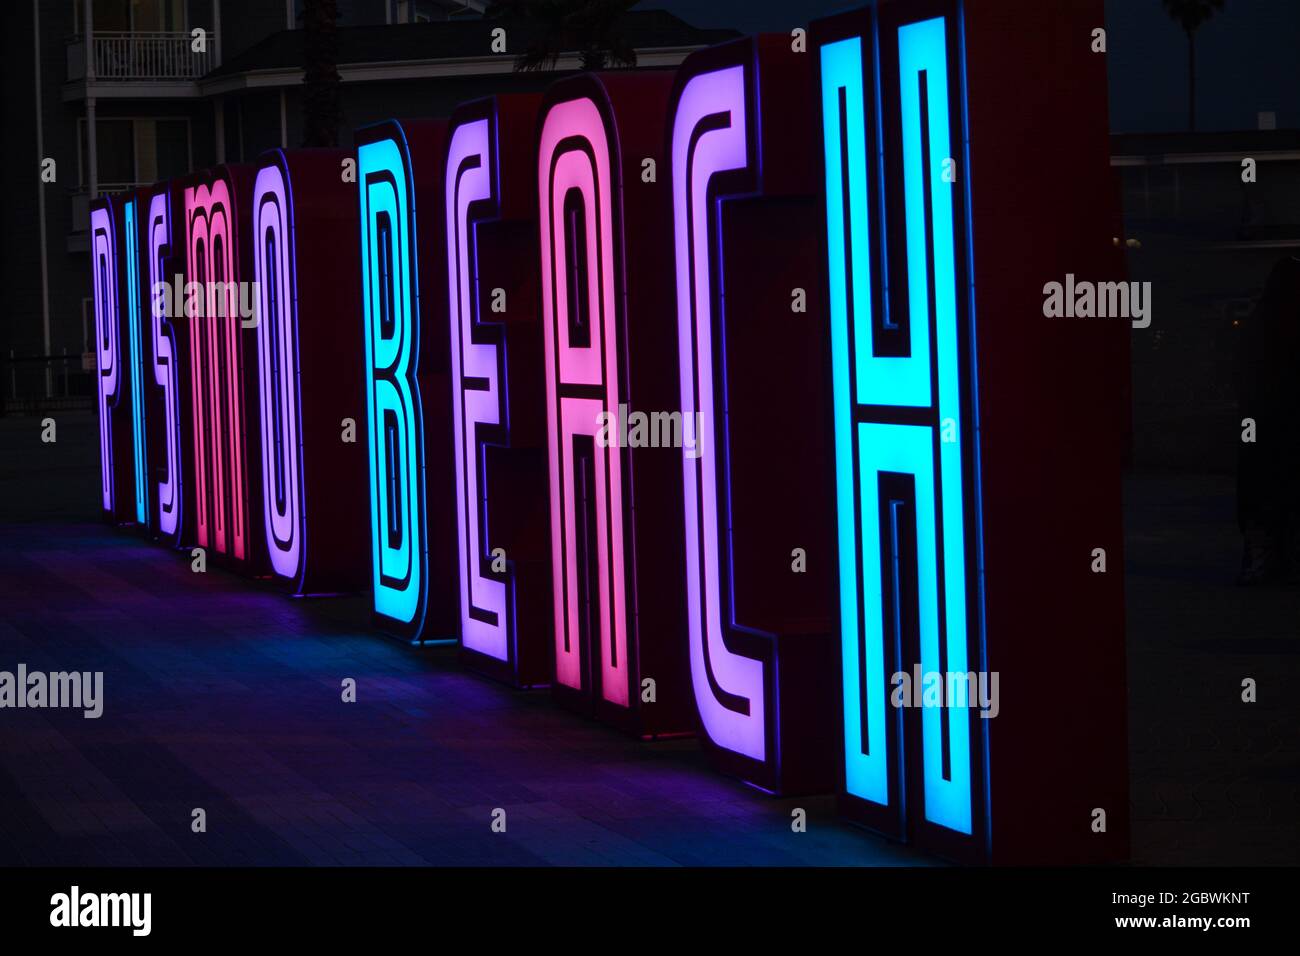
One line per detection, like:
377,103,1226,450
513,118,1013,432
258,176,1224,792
537,97,628,706
185,179,248,560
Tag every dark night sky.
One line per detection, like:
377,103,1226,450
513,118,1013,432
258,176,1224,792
638,0,1300,133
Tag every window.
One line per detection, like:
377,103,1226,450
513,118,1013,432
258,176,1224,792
392,1,440,24
78,116,191,190
74,0,186,33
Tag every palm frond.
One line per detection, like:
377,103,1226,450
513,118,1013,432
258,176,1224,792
493,0,640,73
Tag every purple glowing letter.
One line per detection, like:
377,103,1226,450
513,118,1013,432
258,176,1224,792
252,162,303,579
90,204,121,513
671,66,767,761
148,192,182,537
445,118,508,660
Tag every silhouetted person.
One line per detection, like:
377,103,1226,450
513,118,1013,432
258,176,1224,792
1236,254,1300,584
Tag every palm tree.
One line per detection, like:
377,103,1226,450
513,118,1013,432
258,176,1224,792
302,0,343,146
1162,0,1224,132
487,0,639,72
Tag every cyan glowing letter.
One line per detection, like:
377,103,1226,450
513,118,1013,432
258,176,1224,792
358,134,426,629
123,199,149,525
821,16,975,835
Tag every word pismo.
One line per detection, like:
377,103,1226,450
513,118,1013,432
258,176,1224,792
1042,274,1151,328
0,664,103,718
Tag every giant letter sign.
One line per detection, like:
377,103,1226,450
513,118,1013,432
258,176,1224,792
669,37,839,792
122,195,151,527
538,73,693,735
445,96,554,686
356,121,458,641
89,197,136,524
814,0,1129,862
253,148,369,594
182,166,267,574
146,182,187,545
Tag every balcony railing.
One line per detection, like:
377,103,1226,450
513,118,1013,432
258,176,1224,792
69,183,155,241
67,31,212,82
3,352,94,414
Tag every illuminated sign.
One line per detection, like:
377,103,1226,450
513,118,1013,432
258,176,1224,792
539,91,630,709
357,121,458,640
537,73,693,733
821,0,1128,868
147,185,184,543
252,149,369,594
358,130,422,627
818,9,979,842
183,166,266,572
89,198,134,523
669,38,838,791
253,160,303,580
445,96,553,685
814,0,1128,862
83,3,1128,861
122,197,149,526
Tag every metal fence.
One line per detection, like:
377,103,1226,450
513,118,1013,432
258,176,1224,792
2,352,95,415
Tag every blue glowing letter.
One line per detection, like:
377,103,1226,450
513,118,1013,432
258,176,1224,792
822,16,977,836
358,134,426,631
124,198,149,525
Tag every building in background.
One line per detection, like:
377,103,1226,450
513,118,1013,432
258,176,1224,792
8,0,1299,470
3,0,734,410
1114,130,1300,472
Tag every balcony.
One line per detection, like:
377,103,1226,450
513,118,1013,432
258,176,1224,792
65,31,212,95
